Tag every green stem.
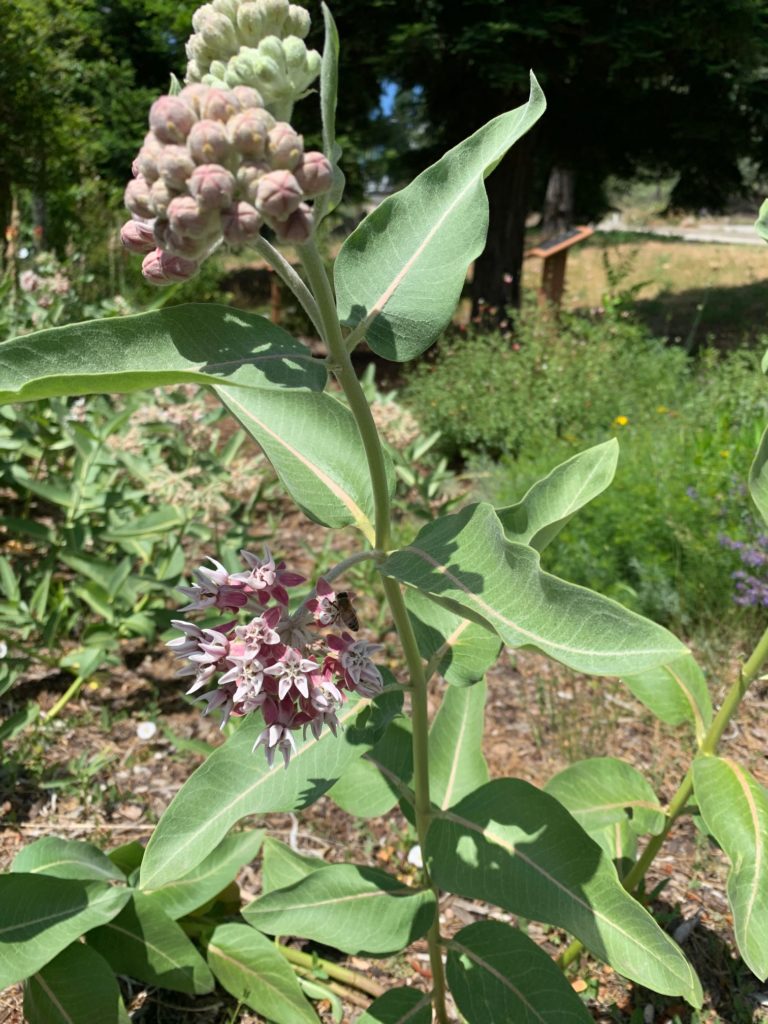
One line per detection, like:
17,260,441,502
275,942,385,998
297,238,449,1024
251,235,324,339
559,620,768,971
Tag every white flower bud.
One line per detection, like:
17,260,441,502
212,0,238,18
199,10,239,58
157,145,196,189
125,176,154,219
149,178,177,217
285,5,311,38
237,2,268,46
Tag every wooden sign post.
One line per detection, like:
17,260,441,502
527,225,593,307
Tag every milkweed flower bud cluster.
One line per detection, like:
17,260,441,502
185,0,320,120
168,552,384,768
120,77,332,285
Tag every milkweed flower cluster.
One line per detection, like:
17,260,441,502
168,551,384,767
120,0,332,285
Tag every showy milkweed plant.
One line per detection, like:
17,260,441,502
1,3,768,1021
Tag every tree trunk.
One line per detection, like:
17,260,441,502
471,129,537,315
541,165,575,236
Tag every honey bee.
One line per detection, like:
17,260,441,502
333,591,359,632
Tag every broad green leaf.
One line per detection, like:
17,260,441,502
749,424,768,527
107,841,145,877
382,503,686,677
261,837,328,895
24,942,130,1024
544,758,664,846
12,837,125,883
314,2,344,223
207,922,319,1024
446,920,592,1024
693,756,768,980
139,830,264,919
0,304,325,404
621,653,712,743
406,588,501,687
103,506,186,540
140,689,401,890
217,385,393,540
429,681,489,809
497,439,619,552
242,863,435,955
329,716,413,817
593,818,638,870
0,875,130,988
356,987,432,1024
755,198,768,244
0,702,39,742
86,892,214,995
426,779,702,1007
335,75,546,361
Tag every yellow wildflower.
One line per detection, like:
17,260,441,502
613,415,629,427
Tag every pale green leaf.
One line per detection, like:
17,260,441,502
749,424,768,527
207,923,319,1024
0,875,130,988
446,920,592,1023
755,198,768,244
621,653,712,743
497,439,619,551
329,716,413,817
314,3,344,223
426,779,702,1007
693,756,768,980
139,830,264,919
545,758,664,844
261,837,327,895
86,892,214,995
429,681,489,809
216,385,393,540
242,863,435,955
406,588,501,687
382,503,687,677
0,304,325,404
12,837,126,883
24,942,130,1024
140,690,401,890
335,75,546,361
356,987,432,1024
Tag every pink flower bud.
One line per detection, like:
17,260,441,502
273,202,313,244
222,201,263,244
142,248,199,285
237,161,271,200
231,85,265,110
266,123,304,171
154,219,214,259
120,219,157,253
188,119,232,164
254,170,303,221
157,145,196,189
167,195,221,238
178,83,211,117
295,151,333,197
124,176,154,219
227,110,272,158
133,144,162,183
149,96,198,145
200,88,241,122
188,163,236,210
149,178,177,217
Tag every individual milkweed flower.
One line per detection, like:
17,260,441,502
234,546,305,605
254,169,303,220
252,698,300,767
149,95,198,144
141,248,199,284
177,557,250,611
263,646,318,699
306,577,338,626
294,151,333,196
327,633,384,697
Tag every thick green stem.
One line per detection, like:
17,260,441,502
298,238,449,1024
559,620,768,971
275,941,385,998
251,235,324,339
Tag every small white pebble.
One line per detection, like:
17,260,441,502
136,721,157,741
407,844,423,868
643,1004,654,1024
0,640,7,658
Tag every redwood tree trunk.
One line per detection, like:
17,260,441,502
471,129,537,315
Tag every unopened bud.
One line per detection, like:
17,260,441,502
142,248,199,285
254,169,302,220
267,122,303,170
188,119,232,164
273,201,313,243
212,0,238,18
167,195,222,238
285,4,311,38
231,85,265,110
120,219,157,253
149,95,198,144
222,201,263,243
186,33,212,65
158,145,196,189
200,88,241,122
260,0,290,35
295,151,333,196
187,59,204,83
133,142,162,183
237,161,271,200
125,176,154,219
150,178,177,217
196,8,238,57
228,109,272,158
237,3,268,46
179,83,211,116
188,163,236,209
